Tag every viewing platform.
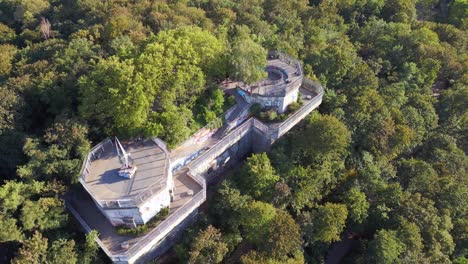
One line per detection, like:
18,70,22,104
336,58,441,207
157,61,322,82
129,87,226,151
68,169,204,262
233,51,304,113
80,138,169,206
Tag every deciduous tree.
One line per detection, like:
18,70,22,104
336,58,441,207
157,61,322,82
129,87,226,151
188,225,228,264
300,203,348,244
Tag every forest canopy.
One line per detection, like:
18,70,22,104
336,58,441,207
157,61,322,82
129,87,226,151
0,0,466,263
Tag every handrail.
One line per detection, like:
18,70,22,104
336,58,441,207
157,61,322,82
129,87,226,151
187,118,254,172
65,201,116,258
79,137,170,209
121,184,206,258
239,51,303,98
79,138,112,181
78,138,113,208
277,79,324,137
175,104,238,151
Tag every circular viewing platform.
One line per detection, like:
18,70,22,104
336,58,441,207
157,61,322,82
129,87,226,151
240,51,303,97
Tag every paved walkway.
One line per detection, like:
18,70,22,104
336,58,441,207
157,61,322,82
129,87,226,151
169,90,250,166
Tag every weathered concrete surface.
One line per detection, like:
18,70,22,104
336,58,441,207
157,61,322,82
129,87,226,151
83,139,169,201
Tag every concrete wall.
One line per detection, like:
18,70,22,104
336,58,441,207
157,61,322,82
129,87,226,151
139,189,171,224
187,119,253,176
132,210,199,264
73,77,324,264
99,206,143,226
96,187,171,226
281,87,299,112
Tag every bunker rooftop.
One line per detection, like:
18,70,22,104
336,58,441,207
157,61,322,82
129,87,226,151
239,52,302,97
68,51,324,264
80,138,170,207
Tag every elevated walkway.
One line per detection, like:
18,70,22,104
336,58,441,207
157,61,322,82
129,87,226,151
68,71,323,263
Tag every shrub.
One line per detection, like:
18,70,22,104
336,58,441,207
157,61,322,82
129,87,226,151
265,110,278,121
297,94,303,105
288,102,300,113
224,95,236,110
250,103,263,115
115,207,170,236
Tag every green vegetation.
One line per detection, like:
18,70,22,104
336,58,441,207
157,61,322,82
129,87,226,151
116,207,169,236
0,0,466,263
250,100,303,123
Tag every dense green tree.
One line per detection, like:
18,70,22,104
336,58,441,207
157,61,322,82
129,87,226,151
382,0,417,23
0,23,16,43
211,182,252,231
17,120,89,184
438,82,468,151
283,165,331,211
0,213,24,242
263,0,307,55
167,27,227,78
0,87,26,135
0,44,16,77
0,180,44,212
368,229,405,264
448,0,468,27
103,6,148,43
230,26,268,84
301,203,348,244
20,197,68,231
47,239,78,264
238,153,279,199
397,159,438,195
240,200,276,244
397,219,425,262
81,230,99,264
293,113,351,164
261,210,302,260
342,187,369,224
188,225,228,264
397,193,455,261
78,56,151,137
12,231,48,264
241,250,304,264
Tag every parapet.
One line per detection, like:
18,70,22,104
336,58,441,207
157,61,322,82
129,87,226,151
79,137,171,209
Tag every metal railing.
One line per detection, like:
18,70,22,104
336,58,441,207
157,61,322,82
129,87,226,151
65,201,116,259
175,104,238,151
78,138,113,208
74,77,323,263
79,138,113,181
79,137,170,209
187,118,254,172
277,79,324,137
111,177,207,261
238,51,304,98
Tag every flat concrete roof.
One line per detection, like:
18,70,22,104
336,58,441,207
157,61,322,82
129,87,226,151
82,139,169,201
68,169,203,255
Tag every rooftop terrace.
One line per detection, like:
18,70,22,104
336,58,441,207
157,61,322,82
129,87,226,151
80,138,169,204
240,51,303,97
69,168,204,257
